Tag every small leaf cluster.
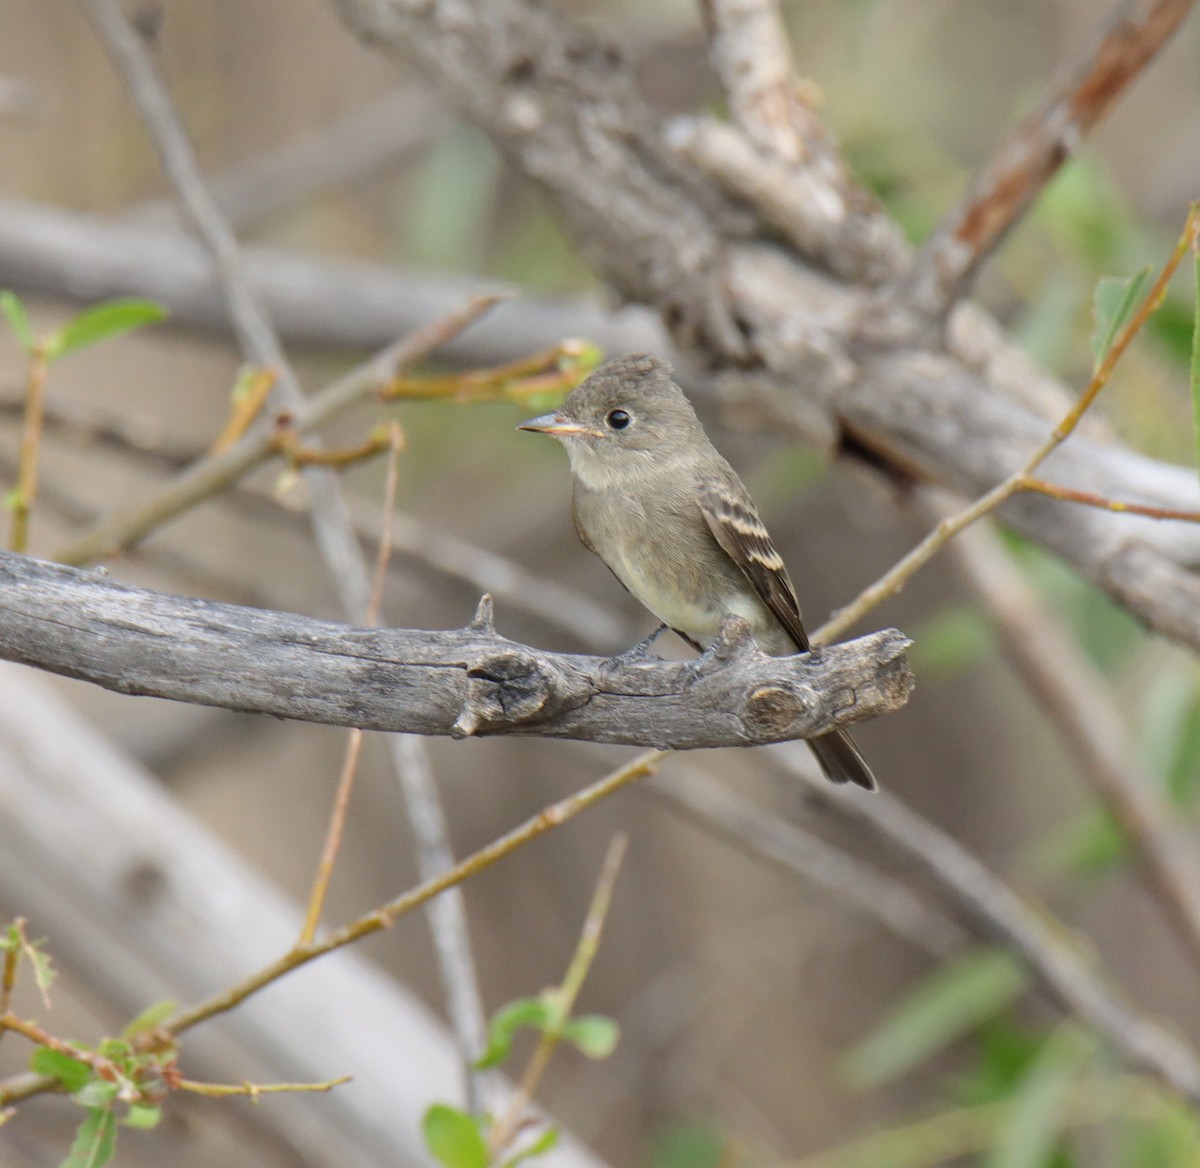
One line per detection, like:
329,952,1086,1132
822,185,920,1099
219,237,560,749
31,1001,178,1168
422,990,620,1168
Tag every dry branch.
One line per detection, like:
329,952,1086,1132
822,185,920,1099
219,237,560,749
0,552,911,749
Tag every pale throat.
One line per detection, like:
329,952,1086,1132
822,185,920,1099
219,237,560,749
563,438,652,492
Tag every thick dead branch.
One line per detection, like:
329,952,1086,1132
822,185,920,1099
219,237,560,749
693,0,907,282
0,553,911,748
907,0,1197,319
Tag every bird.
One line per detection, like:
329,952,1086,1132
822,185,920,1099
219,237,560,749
518,352,876,790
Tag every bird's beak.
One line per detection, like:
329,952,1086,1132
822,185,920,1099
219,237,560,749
517,413,591,437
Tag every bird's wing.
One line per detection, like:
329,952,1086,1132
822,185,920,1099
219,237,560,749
697,476,810,652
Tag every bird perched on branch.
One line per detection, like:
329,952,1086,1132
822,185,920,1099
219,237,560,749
518,352,876,790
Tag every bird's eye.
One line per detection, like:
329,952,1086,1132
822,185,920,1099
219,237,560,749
606,409,631,430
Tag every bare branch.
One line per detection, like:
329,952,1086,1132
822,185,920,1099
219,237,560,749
0,196,665,360
695,0,907,282
907,0,1197,320
0,552,912,748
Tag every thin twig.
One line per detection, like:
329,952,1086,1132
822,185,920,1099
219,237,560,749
177,1075,352,1099
489,833,628,1159
774,744,1200,1105
907,0,1197,319
940,503,1200,972
1020,477,1200,523
0,751,662,1109
818,204,1199,645
9,341,48,553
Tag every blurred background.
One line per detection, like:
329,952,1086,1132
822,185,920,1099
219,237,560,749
1,1,1199,1165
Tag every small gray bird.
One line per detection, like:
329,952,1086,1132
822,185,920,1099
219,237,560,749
518,352,876,790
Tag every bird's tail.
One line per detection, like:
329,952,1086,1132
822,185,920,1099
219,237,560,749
808,729,877,791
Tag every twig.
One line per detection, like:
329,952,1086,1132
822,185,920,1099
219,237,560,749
83,0,362,615
1020,477,1200,523
907,0,1197,320
818,204,1199,645
489,833,628,1159
299,732,366,950
177,1075,352,1099
940,503,1200,972
209,367,276,455
160,753,661,1039
9,339,49,553
773,744,1200,1106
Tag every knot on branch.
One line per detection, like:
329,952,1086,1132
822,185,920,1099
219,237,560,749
742,683,817,738
452,645,592,739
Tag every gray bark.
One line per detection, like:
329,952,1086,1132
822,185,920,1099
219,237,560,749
0,552,912,748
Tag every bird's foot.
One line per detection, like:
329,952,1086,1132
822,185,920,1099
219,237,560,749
602,624,668,670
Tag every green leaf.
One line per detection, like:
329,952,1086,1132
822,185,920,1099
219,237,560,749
841,948,1027,1089
30,1047,92,1093
986,1027,1094,1168
3,486,22,512
121,999,177,1039
123,1103,162,1130
1091,267,1154,368
0,290,33,351
62,1106,117,1168
475,995,556,1068
560,1014,619,1060
74,1079,120,1110
422,1104,489,1168
1191,237,1200,493
45,298,166,363
503,1125,560,1168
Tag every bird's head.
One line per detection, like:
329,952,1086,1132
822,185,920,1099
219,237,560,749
518,354,705,483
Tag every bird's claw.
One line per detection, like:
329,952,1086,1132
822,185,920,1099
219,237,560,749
602,624,668,670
